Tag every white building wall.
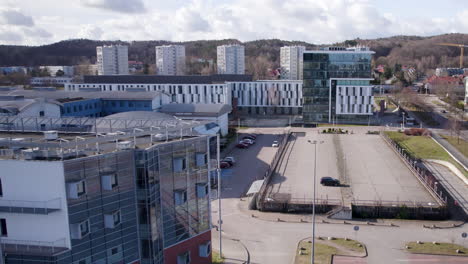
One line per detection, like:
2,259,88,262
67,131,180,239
217,45,245,74
97,45,129,75
0,160,71,248
19,101,62,118
335,85,373,115
65,83,231,105
155,45,186,75
229,81,303,107
280,46,305,80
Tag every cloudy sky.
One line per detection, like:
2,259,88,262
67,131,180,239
1,0,467,46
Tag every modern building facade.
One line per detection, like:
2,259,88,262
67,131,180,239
228,80,303,115
155,45,186,76
302,46,375,124
31,77,73,87
96,45,129,75
217,45,245,75
280,46,305,80
0,123,215,264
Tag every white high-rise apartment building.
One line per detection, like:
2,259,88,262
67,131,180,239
217,44,245,74
96,45,129,75
155,45,186,75
280,46,305,80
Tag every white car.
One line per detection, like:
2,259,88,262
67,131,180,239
272,140,279,147
223,156,236,164
240,139,255,145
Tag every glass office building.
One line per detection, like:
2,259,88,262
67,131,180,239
302,47,374,124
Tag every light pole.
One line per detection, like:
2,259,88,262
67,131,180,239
307,139,323,264
216,134,223,257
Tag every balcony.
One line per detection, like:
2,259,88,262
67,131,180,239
0,198,61,215
0,238,68,256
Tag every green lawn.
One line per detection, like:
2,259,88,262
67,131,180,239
212,250,224,264
385,131,468,178
440,134,468,157
406,241,468,256
295,238,365,264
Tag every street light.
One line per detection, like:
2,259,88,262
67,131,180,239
307,139,324,264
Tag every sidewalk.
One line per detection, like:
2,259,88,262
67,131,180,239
432,133,468,169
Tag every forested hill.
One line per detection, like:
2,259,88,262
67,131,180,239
1,33,468,75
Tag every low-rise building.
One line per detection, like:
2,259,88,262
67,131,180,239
31,77,73,87
39,66,75,77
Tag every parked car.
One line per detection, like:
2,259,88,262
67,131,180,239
236,143,249,149
243,134,257,140
222,156,236,166
320,177,340,186
271,140,279,147
241,138,255,145
220,161,231,169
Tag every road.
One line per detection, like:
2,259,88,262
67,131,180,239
212,128,468,264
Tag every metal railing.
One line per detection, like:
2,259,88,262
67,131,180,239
351,199,441,208
380,133,447,206
0,198,61,214
1,238,68,255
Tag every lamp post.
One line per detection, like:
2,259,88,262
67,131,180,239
307,139,323,264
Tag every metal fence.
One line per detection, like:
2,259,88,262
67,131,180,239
380,132,447,206
0,238,67,256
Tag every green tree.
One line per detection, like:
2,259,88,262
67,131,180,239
383,66,393,79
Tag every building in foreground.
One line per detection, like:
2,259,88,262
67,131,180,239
302,46,375,124
0,119,215,264
280,46,305,80
217,45,245,75
155,45,186,75
96,45,129,75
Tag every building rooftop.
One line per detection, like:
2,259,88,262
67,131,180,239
0,89,165,101
159,103,232,117
82,74,253,84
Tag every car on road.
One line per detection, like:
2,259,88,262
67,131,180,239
240,138,255,145
320,177,340,186
272,140,279,147
243,134,257,140
220,161,231,169
236,143,249,149
222,157,236,166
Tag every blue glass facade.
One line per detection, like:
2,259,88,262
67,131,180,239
302,50,373,124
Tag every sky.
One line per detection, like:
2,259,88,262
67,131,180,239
0,0,467,46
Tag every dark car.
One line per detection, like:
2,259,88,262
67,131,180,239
220,161,231,169
320,177,340,186
236,143,249,149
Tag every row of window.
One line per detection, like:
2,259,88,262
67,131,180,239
174,183,209,206
67,173,118,199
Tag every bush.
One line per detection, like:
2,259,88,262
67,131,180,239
404,128,430,136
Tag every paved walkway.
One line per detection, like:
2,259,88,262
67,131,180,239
424,162,468,217
432,132,468,169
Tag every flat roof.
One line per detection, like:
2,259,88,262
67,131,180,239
0,90,165,101
159,104,232,117
83,74,253,84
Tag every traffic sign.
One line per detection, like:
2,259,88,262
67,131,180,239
353,226,359,231
462,232,467,238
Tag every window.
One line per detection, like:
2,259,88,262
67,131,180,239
174,190,187,206
39,111,44,117
79,220,90,237
173,157,187,172
0,178,3,196
111,247,119,255
177,251,190,264
199,241,211,257
71,219,90,239
195,153,207,167
196,183,209,198
104,211,121,228
67,180,86,199
0,219,7,237
101,174,118,190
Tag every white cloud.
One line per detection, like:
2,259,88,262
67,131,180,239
80,0,146,14
0,8,34,26
2,0,468,46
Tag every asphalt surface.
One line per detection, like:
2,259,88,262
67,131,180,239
267,131,342,203
341,133,436,203
211,127,468,264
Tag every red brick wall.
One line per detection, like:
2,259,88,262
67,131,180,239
163,230,212,264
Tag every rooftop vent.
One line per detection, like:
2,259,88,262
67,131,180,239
44,131,58,141
116,141,133,150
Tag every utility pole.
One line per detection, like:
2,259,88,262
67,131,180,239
307,139,323,264
216,134,223,257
